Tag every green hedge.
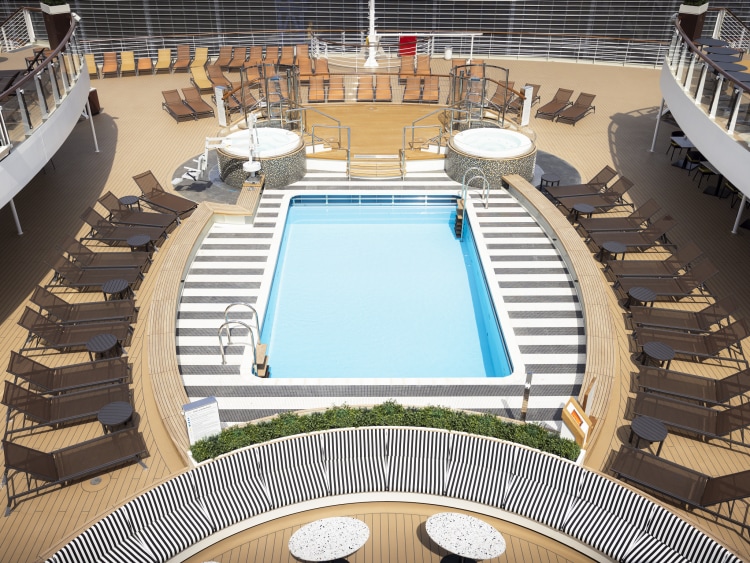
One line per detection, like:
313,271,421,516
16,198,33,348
190,401,580,462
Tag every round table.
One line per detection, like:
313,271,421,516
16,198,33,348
571,203,595,223
705,46,742,56
712,61,746,72
288,517,369,562
625,286,656,309
425,512,505,562
641,341,675,370
98,401,134,433
127,234,153,254
596,240,627,263
86,333,120,361
695,37,729,48
119,195,141,210
630,415,668,456
539,173,560,191
101,278,131,301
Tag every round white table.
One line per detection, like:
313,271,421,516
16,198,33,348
288,517,369,562
426,512,506,562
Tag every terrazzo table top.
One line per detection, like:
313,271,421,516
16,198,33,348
426,512,506,560
288,517,369,561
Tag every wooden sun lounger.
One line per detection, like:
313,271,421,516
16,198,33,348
265,46,279,64
507,83,541,113
98,191,178,230
279,45,295,66
154,48,172,74
3,381,131,432
536,87,574,119
327,74,344,102
119,51,136,77
314,58,330,81
402,75,421,102
556,92,596,125
182,87,215,119
245,46,263,67
415,54,431,76
80,206,168,246
172,44,191,72
207,64,234,89
374,75,392,102
214,46,233,69
630,295,738,333
637,364,750,405
227,47,247,70
137,56,153,76
557,177,635,213
101,52,118,78
633,392,750,445
577,199,660,236
398,56,415,81
3,428,147,513
132,170,198,219
307,74,326,102
606,240,703,278
588,215,676,252
48,256,142,292
544,165,617,198
18,307,132,353
162,89,196,121
634,318,749,365
611,446,750,530
422,76,439,103
7,352,131,394
59,235,151,271
615,259,718,298
31,286,138,325
357,75,374,102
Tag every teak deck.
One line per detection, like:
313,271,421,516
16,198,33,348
1,46,750,561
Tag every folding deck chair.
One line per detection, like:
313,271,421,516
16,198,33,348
101,52,118,78
588,215,677,252
357,75,374,102
119,51,136,77
556,92,596,125
98,191,178,230
557,176,635,214
153,48,172,74
606,240,703,278
636,364,750,405
535,88,574,119
189,65,213,93
307,75,326,103
507,84,541,113
80,207,168,246
245,46,263,67
137,55,153,76
162,89,196,121
374,75,392,102
182,87,216,119
279,45,295,66
84,53,98,78
314,58,330,81
629,294,737,333
398,56,415,82
207,64,234,89
59,235,151,271
191,47,209,69
327,74,344,102
422,76,439,103
227,47,247,70
172,44,192,72
132,170,198,219
544,165,618,199
615,259,719,299
30,285,138,325
577,199,661,236
214,46,233,69
47,256,142,292
402,76,422,102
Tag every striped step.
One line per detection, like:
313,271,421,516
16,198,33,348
349,156,403,178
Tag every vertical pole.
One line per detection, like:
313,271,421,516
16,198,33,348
86,100,100,152
732,195,747,234
9,200,23,236
364,0,378,68
649,99,665,153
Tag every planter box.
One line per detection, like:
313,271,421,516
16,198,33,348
679,3,709,15
679,3,708,40
40,3,70,15
40,3,72,51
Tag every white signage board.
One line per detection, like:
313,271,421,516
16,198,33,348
215,86,227,127
183,396,222,445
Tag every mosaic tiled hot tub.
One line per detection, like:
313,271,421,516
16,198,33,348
446,128,536,185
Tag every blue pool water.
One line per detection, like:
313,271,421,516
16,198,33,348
260,198,512,378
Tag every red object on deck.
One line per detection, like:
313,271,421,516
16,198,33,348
399,36,418,56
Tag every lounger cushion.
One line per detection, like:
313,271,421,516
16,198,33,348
387,427,449,495
257,434,328,508
444,433,515,508
325,427,387,495
647,506,732,563
504,448,584,528
621,535,690,563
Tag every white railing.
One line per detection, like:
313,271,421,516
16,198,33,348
0,8,35,52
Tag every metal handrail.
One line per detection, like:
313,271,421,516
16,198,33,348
217,320,257,375
460,167,489,240
224,302,260,334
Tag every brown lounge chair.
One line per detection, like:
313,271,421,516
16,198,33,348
30,286,137,325
47,256,142,292
245,45,263,67
279,45,295,66
633,392,750,445
402,75,421,102
557,176,634,213
214,45,233,69
314,58,330,81
489,81,515,111
227,47,247,70
132,170,198,220
588,215,676,251
374,75,392,102
265,46,279,64
162,89,196,121
606,240,703,278
7,351,131,394
556,92,596,125
507,83,541,113
101,52,119,78
182,87,216,119
3,428,147,514
18,307,132,352
59,235,151,271
611,446,750,529
297,55,313,82
98,191,178,230
172,44,192,72
398,55,415,81
207,64,234,89
634,318,749,365
415,54,431,76
422,76,439,103
80,207,168,246
535,88,574,119
577,199,661,236
137,56,153,76
327,74,344,102
630,295,737,334
637,364,750,405
3,381,131,433
544,165,618,199
308,74,326,103
616,258,718,299
357,75,374,102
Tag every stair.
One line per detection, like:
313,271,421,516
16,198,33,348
455,198,465,237
349,154,403,179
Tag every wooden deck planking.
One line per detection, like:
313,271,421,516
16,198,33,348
1,47,749,561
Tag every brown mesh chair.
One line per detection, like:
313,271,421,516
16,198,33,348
307,74,326,103
296,43,310,62
132,170,198,219
606,240,703,278
415,54,431,76
422,76,439,103
59,235,151,271
587,214,676,252
136,55,153,75
182,87,216,119
7,351,131,394
265,46,279,64
162,89,196,121
357,75,374,102
297,55,313,82
80,206,168,245
3,428,147,513
227,47,247,70
557,177,635,214
374,75,392,102
577,199,660,236
633,392,750,445
207,64,234,89
314,58,330,81
98,191,178,230
489,81,515,111
245,45,263,67
327,74,344,102
635,318,749,365
18,307,132,352
556,92,596,125
402,75,422,102
2,381,131,432
611,446,750,529
535,87,574,119
615,259,719,299
47,256,142,292
630,295,737,335
30,285,138,325
507,83,541,113
172,44,192,72
214,45,233,69
398,56,415,82
637,364,750,405
544,165,618,199
101,52,119,78
279,45,295,66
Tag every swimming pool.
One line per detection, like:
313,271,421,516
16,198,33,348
260,196,512,378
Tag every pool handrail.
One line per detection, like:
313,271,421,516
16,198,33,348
217,320,257,375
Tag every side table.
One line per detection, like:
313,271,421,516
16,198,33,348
571,203,596,223
539,173,560,192
596,240,627,263
119,195,141,211
288,517,369,562
640,341,675,369
101,278,132,301
86,333,121,361
625,286,656,309
629,415,668,456
126,234,154,255
98,401,134,434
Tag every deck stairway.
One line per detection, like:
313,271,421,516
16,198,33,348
349,154,403,178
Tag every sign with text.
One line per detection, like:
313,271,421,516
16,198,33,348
183,396,222,445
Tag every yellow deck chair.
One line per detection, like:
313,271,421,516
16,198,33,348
154,48,172,73
84,53,98,78
119,51,136,76
190,66,213,93
191,47,209,69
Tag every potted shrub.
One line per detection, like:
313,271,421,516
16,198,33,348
679,0,709,39
39,1,71,51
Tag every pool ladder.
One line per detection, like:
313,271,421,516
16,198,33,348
456,167,490,240
217,303,269,378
